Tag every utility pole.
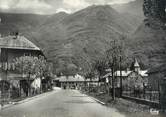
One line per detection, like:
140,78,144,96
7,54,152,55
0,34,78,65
112,40,116,100
0,48,3,108
112,59,115,100
119,38,123,97
107,39,121,100
119,55,122,97
5,48,9,103
119,35,125,97
6,48,11,102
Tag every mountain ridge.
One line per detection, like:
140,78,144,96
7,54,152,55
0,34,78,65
0,4,144,74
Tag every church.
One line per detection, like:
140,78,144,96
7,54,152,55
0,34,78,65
102,59,148,89
122,59,148,90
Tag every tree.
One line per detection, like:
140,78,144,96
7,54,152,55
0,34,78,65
14,56,35,96
143,0,166,27
143,0,153,18
105,36,128,99
85,71,95,82
14,55,47,96
60,63,78,77
106,40,119,100
33,55,47,93
93,59,107,80
84,70,96,92
92,58,107,93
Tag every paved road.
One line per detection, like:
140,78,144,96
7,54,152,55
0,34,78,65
0,89,125,117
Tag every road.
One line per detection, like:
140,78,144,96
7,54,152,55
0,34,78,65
0,89,125,117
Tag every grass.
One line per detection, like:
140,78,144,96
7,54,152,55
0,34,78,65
86,92,165,117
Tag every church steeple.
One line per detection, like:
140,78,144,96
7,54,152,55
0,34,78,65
134,58,140,73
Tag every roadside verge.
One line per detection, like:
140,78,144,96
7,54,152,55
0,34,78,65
0,89,60,110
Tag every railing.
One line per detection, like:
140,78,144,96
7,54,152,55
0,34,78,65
0,91,11,105
122,86,160,103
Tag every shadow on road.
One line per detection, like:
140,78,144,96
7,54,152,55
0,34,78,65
64,100,96,104
71,96,89,97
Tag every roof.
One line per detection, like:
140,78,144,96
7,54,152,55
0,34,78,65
103,71,131,78
103,71,132,78
0,35,40,50
102,70,148,79
59,75,85,82
85,78,99,82
105,68,112,72
138,70,148,77
115,70,132,77
103,72,112,78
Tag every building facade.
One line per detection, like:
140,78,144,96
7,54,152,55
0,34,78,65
0,34,43,98
54,74,98,89
58,74,85,89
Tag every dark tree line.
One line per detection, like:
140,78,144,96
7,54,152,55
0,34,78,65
143,0,166,27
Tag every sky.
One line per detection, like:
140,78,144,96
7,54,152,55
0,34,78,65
0,0,135,14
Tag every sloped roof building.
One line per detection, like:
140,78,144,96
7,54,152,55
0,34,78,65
0,34,42,81
0,35,40,50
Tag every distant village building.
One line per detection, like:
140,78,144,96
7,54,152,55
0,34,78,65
54,74,98,89
0,33,43,97
58,74,85,89
123,59,148,89
102,59,148,89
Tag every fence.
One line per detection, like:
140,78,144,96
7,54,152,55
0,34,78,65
0,91,11,106
0,81,52,106
122,84,160,103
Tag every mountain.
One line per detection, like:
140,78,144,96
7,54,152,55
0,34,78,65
27,5,138,73
0,13,50,35
0,5,141,74
127,23,166,70
112,0,166,73
24,12,69,48
112,0,144,17
112,0,144,30
0,12,68,49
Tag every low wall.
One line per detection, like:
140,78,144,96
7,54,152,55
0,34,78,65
122,95,160,108
160,79,166,112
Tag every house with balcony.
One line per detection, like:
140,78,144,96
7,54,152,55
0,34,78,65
0,33,43,98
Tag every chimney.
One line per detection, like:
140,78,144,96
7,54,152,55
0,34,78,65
13,32,19,39
15,32,19,38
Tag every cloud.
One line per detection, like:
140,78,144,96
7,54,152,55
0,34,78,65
109,0,135,4
0,0,136,14
15,0,52,9
56,8,72,14
85,0,135,5
61,0,90,13
14,0,53,14
0,0,54,14
63,0,89,8
0,0,17,9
